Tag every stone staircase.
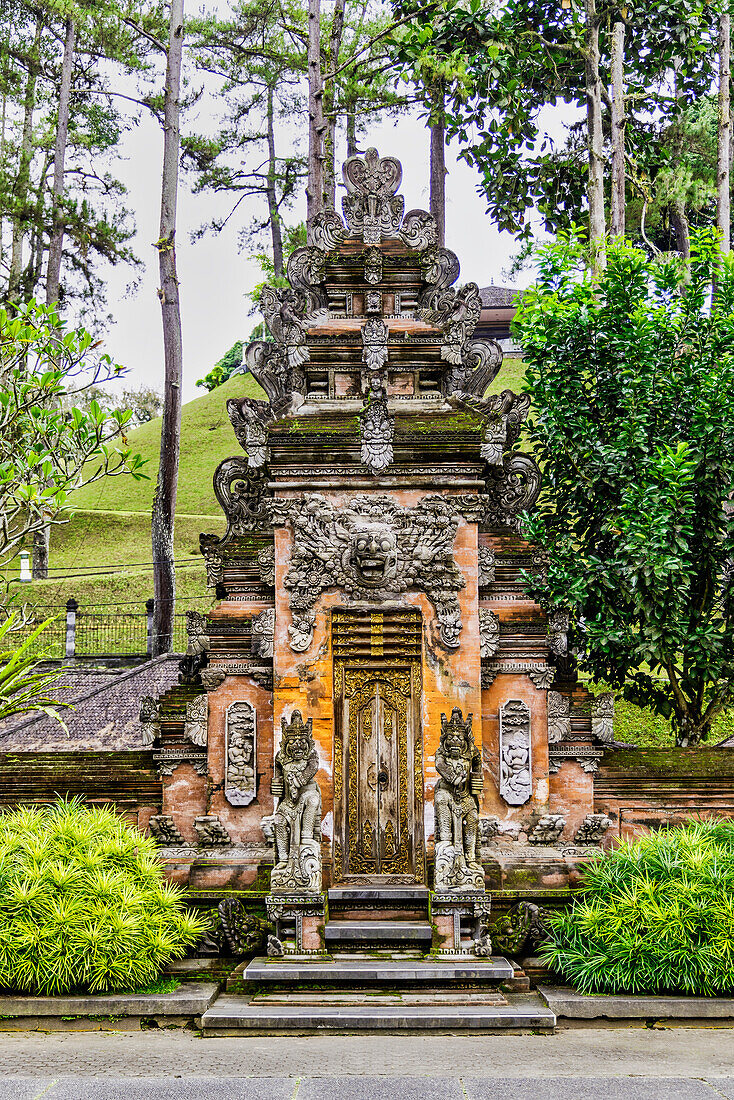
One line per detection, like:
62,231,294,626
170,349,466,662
199,888,556,1034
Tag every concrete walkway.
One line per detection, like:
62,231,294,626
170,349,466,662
0,1029,733,1097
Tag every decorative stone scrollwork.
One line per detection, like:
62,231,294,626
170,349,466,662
226,396,272,468
139,696,160,746
209,457,271,539
364,247,383,284
547,608,570,657
288,610,316,653
419,248,461,310
310,209,346,252
574,813,612,845
361,317,389,375
592,693,615,743
548,746,604,774
226,701,257,806
200,666,227,692
528,814,566,845
250,607,275,659
478,546,496,586
479,609,500,659
433,708,484,892
270,711,322,894
269,493,465,652
244,339,305,413
218,898,270,956
360,377,394,476
528,666,556,690
256,545,275,586
184,694,208,748
342,147,404,244
148,814,187,846
399,208,439,252
492,901,551,956
481,454,542,531
286,248,329,315
547,690,571,744
499,699,532,806
194,815,231,847
185,610,209,656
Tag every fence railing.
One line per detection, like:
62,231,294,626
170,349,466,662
11,600,193,659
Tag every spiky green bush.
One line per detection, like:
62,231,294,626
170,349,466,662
540,820,734,995
0,799,207,995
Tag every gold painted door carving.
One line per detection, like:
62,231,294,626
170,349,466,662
333,608,424,885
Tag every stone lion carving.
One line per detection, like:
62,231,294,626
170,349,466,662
433,708,484,892
270,710,322,894
268,493,465,652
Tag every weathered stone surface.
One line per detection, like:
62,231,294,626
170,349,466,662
0,983,218,1019
538,984,734,1020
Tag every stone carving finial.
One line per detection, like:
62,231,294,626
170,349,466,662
270,710,322,893
342,148,405,244
434,708,484,892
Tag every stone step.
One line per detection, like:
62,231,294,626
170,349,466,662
249,990,509,1006
328,886,429,906
200,992,556,1033
235,955,514,988
325,920,432,946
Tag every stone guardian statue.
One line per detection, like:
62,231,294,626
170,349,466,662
270,710,322,893
433,708,484,891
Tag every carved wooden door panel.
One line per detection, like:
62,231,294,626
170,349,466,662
351,674,404,875
333,607,424,885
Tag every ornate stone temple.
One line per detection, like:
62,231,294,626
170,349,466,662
144,149,613,992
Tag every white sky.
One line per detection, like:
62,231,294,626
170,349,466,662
102,111,537,403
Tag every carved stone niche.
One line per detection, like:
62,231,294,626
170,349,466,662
225,702,257,807
499,699,532,806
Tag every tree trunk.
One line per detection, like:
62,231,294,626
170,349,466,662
306,0,325,241
152,0,184,656
323,0,345,210
584,0,605,263
31,525,49,580
429,81,446,247
670,196,690,262
346,109,357,158
610,18,626,238
8,16,42,301
718,10,731,253
265,84,284,279
46,15,76,306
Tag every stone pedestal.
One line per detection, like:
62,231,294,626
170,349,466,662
265,893,327,957
431,891,492,957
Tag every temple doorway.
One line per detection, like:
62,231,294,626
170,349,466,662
332,609,424,885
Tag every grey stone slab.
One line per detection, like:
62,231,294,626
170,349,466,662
0,982,219,1019
44,1079,296,1099
706,1082,734,1099
201,993,556,1031
0,1079,55,1099
244,956,514,983
463,1079,720,1100
325,921,432,942
299,1078,464,1100
328,888,429,902
539,984,734,1020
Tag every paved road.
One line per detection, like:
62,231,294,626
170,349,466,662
0,1029,732,1097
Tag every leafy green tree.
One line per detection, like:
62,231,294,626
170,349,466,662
0,300,146,583
516,229,734,746
0,798,206,995
196,340,244,392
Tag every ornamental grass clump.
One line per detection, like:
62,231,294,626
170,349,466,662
540,820,734,996
0,799,207,995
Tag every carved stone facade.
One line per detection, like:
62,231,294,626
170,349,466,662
140,146,613,929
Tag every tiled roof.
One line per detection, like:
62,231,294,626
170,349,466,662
479,285,521,308
0,655,182,752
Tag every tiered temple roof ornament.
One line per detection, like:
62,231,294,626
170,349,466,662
203,145,540,571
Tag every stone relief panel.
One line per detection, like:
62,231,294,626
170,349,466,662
479,609,500,659
225,702,257,807
251,607,275,658
547,690,571,744
268,493,466,651
592,693,615,743
433,708,484,892
499,699,532,806
184,694,208,748
478,546,496,585
139,696,160,746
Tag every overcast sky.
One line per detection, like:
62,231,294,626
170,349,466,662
102,107,564,404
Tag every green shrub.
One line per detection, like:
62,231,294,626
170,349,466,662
0,799,207,995
540,819,734,995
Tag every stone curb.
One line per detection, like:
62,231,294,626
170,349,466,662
539,984,734,1020
0,981,219,1019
